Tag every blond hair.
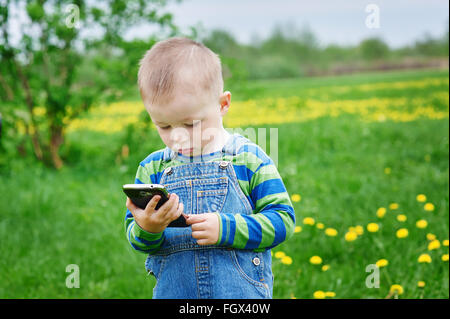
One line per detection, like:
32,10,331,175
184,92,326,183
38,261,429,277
138,37,223,106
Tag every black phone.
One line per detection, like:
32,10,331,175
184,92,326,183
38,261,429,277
123,184,188,227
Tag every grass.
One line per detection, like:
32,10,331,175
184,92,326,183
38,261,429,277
0,68,448,298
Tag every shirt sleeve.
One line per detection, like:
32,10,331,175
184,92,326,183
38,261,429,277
124,158,166,255
214,145,296,251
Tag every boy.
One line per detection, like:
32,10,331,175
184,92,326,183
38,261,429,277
125,37,295,299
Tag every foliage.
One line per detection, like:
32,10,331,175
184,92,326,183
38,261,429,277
0,0,183,168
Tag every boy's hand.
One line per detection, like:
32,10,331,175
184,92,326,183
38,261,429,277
126,193,184,234
186,213,219,245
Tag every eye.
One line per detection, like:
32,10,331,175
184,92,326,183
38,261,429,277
159,125,170,130
184,121,200,128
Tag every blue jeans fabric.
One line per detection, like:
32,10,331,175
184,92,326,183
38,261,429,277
144,134,274,299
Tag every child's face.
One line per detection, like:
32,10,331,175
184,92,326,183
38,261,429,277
145,89,230,156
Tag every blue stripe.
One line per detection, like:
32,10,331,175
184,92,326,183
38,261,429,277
125,208,133,220
135,178,144,184
149,171,164,184
264,203,296,223
134,235,163,246
242,215,262,249
246,195,255,210
263,212,286,248
128,223,161,253
250,178,287,203
219,215,228,245
233,164,255,182
140,150,165,167
226,214,237,246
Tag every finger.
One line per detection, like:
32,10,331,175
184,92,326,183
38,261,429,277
169,202,183,221
191,222,205,232
196,238,212,245
192,230,208,239
162,193,179,218
186,214,207,225
157,193,177,214
144,195,161,213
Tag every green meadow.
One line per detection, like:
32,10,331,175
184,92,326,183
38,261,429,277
0,68,448,298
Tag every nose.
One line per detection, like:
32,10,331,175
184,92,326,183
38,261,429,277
170,127,190,148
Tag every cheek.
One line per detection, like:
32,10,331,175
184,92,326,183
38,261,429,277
157,129,171,145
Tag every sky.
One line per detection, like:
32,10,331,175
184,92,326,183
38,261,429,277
6,0,449,49
147,0,449,48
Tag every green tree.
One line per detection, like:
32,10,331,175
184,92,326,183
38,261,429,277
359,37,390,61
0,0,182,168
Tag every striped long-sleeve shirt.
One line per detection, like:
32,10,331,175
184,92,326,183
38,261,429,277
125,140,296,254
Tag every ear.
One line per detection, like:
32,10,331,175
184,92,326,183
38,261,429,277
219,91,231,116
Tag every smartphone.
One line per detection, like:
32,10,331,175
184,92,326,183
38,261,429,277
123,184,188,227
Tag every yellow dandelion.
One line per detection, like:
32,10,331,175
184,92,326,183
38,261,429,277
416,194,427,202
274,251,286,259
442,254,449,262
376,207,387,218
325,291,336,298
397,214,407,222
428,239,441,251
313,290,326,299
443,239,449,247
417,281,426,288
345,231,358,242
316,223,325,230
354,225,364,235
367,223,379,233
324,228,338,237
424,203,435,211
321,264,330,271
290,294,297,299
396,228,409,239
291,194,301,202
418,253,432,263
294,226,302,233
390,284,404,295
389,203,399,210
309,256,322,265
384,167,391,174
281,256,293,265
303,217,315,226
426,233,436,241
416,219,428,229
376,259,389,268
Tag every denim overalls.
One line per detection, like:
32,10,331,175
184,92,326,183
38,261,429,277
144,133,273,299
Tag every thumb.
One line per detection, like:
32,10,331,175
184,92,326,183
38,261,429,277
185,214,207,225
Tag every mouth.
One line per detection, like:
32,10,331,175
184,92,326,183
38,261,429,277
178,147,194,154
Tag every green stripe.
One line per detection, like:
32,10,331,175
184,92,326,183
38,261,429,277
237,179,250,197
255,214,276,249
278,210,295,240
135,165,151,183
254,192,292,212
233,214,249,249
252,164,280,184
232,151,265,173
